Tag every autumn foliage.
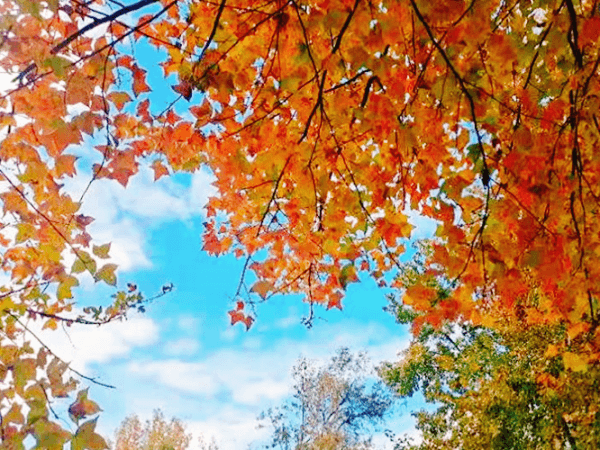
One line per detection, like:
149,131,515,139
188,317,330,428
1,0,600,447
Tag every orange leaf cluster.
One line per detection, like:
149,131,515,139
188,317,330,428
3,0,600,444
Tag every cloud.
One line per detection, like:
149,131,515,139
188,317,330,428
125,318,409,407
141,318,408,450
177,315,201,334
128,359,220,396
60,165,216,273
85,317,411,450
163,338,200,356
21,310,160,373
87,217,152,272
185,407,271,450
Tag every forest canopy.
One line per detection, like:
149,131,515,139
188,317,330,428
1,0,600,448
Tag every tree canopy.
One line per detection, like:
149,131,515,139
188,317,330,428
1,0,600,448
112,409,192,450
380,242,600,449
259,348,395,450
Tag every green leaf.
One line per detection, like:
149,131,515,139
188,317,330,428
95,264,117,286
71,417,108,450
43,56,70,78
339,264,358,290
92,243,111,259
72,252,97,275
32,418,71,450
466,143,481,163
17,0,41,19
14,358,36,392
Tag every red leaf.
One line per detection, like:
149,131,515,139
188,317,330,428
132,64,151,96
242,315,254,330
327,291,343,310
228,309,244,325
172,79,192,101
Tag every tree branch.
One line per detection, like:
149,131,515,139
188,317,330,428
15,0,160,83
257,155,292,236
410,0,490,187
198,0,227,62
565,0,583,69
332,0,361,53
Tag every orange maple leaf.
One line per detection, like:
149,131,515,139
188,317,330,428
131,64,151,96
151,160,169,181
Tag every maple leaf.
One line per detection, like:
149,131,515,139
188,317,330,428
131,64,151,97
563,352,588,373
151,159,170,181
95,264,118,286
92,243,111,259
251,280,274,300
327,291,343,310
4,0,600,446
53,154,78,178
68,388,102,423
171,79,193,101
228,300,254,330
107,91,132,111
71,418,108,450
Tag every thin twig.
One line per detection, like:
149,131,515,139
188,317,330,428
14,0,160,83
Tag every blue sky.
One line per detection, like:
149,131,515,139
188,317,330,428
25,161,433,449
14,159,434,449
0,3,440,448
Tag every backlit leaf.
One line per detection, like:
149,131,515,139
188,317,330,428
92,243,111,259
95,264,117,286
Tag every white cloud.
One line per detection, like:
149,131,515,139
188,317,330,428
123,319,409,421
185,407,271,450
177,315,201,334
137,319,408,450
128,359,220,396
21,310,160,373
89,217,152,272
60,165,216,273
163,337,200,356
80,317,411,450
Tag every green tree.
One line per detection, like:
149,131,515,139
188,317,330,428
112,409,192,450
380,243,600,449
259,348,395,450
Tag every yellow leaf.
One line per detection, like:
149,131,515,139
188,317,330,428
57,276,79,301
92,243,111,259
42,319,58,331
567,322,589,340
563,352,588,372
95,264,118,286
545,344,558,358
